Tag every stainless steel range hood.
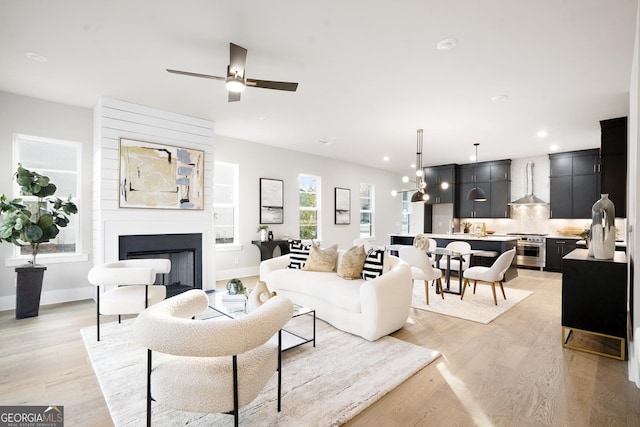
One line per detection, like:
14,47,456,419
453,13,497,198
509,161,548,205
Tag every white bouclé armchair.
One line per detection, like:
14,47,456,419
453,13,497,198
87,259,171,341
134,289,294,427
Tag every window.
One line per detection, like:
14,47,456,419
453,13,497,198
213,162,239,247
299,174,320,240
13,134,81,258
359,183,374,237
401,191,410,234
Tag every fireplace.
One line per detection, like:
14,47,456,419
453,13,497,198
119,233,203,298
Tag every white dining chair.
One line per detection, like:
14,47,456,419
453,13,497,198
436,241,472,275
461,248,516,305
399,245,444,305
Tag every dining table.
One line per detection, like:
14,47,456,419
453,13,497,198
428,247,481,295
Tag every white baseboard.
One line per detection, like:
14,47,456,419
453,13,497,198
215,266,260,282
0,286,94,312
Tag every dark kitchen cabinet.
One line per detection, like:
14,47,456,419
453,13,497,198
545,237,577,272
490,180,511,218
549,149,600,219
549,175,572,218
490,162,510,181
457,181,490,218
456,160,511,218
562,249,627,360
458,163,488,183
424,165,455,204
600,117,627,218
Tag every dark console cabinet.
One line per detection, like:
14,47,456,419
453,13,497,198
252,240,290,261
561,249,627,360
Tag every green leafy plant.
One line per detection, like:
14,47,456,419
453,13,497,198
256,225,269,232
0,164,78,266
579,228,590,240
226,278,248,297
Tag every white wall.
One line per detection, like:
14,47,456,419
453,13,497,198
213,135,404,279
0,91,94,309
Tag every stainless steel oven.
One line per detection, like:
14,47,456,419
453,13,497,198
508,233,546,270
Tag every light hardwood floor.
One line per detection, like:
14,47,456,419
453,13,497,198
1,269,639,426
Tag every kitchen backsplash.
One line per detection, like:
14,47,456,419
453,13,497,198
460,211,626,240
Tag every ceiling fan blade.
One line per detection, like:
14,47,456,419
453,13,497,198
166,69,225,81
246,78,299,91
229,43,247,77
228,91,241,102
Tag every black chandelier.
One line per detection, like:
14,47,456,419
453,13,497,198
391,129,428,203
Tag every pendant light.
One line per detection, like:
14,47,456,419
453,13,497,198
467,143,487,201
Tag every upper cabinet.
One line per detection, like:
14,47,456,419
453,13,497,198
424,164,455,204
456,159,511,218
600,117,627,218
549,149,600,219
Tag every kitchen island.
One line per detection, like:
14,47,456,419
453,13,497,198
389,233,518,281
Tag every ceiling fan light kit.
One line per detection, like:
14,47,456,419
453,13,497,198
225,75,246,93
167,42,298,102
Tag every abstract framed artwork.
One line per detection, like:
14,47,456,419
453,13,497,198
260,178,284,224
119,138,204,209
335,187,351,225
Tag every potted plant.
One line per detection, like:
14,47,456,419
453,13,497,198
257,225,269,242
0,164,78,318
579,227,591,248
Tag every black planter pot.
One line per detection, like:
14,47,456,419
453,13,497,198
15,266,46,319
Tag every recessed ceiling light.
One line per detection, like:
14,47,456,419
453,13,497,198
383,156,390,162
410,163,416,169
537,130,548,138
549,144,559,151
258,116,268,121
25,51,47,63
436,38,458,50
491,94,508,102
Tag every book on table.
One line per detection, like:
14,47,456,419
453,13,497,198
221,293,246,303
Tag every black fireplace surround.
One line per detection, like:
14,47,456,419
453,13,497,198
119,233,203,298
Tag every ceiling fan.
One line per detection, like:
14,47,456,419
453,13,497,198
166,42,299,102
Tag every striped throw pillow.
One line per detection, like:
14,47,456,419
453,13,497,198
288,240,311,269
361,248,385,280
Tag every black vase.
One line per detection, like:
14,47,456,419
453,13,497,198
15,266,46,319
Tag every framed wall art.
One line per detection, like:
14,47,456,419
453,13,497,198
119,138,204,209
335,187,351,225
260,178,284,224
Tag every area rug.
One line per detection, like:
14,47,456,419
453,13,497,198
412,278,533,324
81,317,440,426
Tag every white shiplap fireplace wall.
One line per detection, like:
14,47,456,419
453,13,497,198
92,98,216,290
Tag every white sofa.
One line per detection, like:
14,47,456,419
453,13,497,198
259,250,413,341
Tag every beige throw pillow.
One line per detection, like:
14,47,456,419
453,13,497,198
337,245,367,279
302,243,339,272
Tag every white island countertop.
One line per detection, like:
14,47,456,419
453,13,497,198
390,233,519,242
